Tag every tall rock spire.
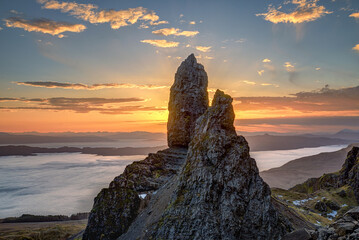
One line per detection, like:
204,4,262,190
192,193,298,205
167,53,209,148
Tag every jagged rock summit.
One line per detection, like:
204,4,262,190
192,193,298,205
167,53,209,148
83,54,289,240
152,90,287,239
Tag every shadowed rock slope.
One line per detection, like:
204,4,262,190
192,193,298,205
151,90,289,240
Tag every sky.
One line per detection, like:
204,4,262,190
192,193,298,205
0,0,359,133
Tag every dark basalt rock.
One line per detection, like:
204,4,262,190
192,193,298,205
82,148,187,240
167,53,209,148
152,90,288,240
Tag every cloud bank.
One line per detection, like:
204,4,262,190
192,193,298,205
0,97,166,114
234,85,359,112
257,0,331,24
38,0,166,29
4,17,86,38
15,81,169,90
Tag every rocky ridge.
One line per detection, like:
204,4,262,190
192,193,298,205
84,54,297,240
151,90,289,239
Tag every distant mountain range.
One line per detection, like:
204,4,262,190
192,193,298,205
1,131,357,151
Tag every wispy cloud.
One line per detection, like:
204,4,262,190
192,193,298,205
349,12,359,18
315,67,321,70
150,20,168,25
262,58,271,63
0,97,166,114
189,21,196,25
152,27,198,37
38,0,166,29
4,17,86,38
195,46,212,52
353,44,359,52
257,0,332,24
15,81,169,90
243,80,257,85
141,39,179,48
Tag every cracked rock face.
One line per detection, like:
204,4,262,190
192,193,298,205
153,90,287,240
167,53,209,148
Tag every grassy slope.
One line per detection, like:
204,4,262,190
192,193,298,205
272,186,357,227
0,220,86,240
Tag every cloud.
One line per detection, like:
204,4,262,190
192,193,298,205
234,85,359,112
283,62,299,83
235,116,359,127
150,20,168,25
261,83,279,87
257,0,332,24
38,0,166,29
284,62,295,70
0,97,166,114
353,44,359,52
195,55,214,60
243,80,257,85
141,39,179,48
4,17,86,37
189,21,196,25
257,70,265,76
152,27,198,37
315,67,321,70
15,81,169,90
349,12,359,18
195,46,212,52
262,58,271,63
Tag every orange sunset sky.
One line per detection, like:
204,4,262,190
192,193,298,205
1,0,359,133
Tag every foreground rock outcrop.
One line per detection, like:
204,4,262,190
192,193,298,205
284,207,359,240
167,53,209,148
82,148,187,240
152,90,288,239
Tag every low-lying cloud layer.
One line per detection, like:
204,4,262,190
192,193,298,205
257,0,331,24
0,97,166,114
38,0,166,29
4,17,86,38
15,81,169,90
